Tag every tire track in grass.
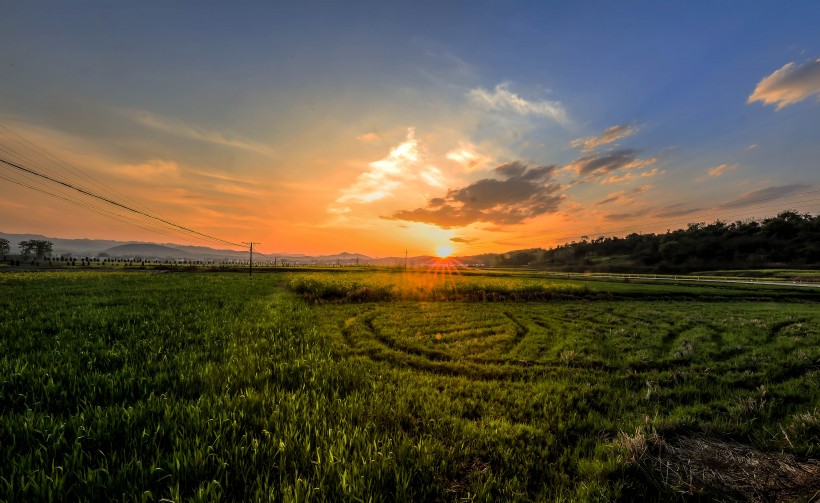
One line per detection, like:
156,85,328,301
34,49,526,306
501,311,529,356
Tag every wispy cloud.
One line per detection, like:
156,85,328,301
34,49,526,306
603,209,651,221
332,129,446,215
705,163,738,178
570,124,638,152
356,132,381,142
124,109,274,155
468,83,568,124
446,143,491,172
602,168,659,184
719,184,812,208
450,236,478,243
568,149,657,181
387,161,562,228
748,58,820,110
116,159,180,179
595,184,651,206
653,204,706,219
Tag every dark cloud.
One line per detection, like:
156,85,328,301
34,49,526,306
450,237,477,243
595,193,623,206
720,184,811,208
386,162,563,228
653,205,706,218
603,209,651,221
569,149,655,178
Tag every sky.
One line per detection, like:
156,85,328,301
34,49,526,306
1,1,819,257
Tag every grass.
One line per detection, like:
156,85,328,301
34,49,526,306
1,269,819,501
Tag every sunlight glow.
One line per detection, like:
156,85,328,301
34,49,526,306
435,244,454,258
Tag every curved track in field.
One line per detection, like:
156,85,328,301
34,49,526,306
334,305,612,381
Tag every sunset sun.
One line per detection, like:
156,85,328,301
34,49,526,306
435,244,454,258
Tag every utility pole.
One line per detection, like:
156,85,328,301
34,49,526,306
405,249,408,270
243,241,261,277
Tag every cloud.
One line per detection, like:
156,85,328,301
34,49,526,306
595,184,651,206
706,163,738,177
450,236,477,243
720,184,812,208
568,149,657,180
446,143,491,172
748,59,820,110
653,204,706,218
603,209,651,221
124,109,274,155
570,124,638,152
332,129,446,214
595,191,624,206
387,161,563,228
116,159,180,179
602,168,659,184
468,83,568,124
356,132,380,142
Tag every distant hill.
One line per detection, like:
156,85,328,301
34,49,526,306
485,211,820,273
103,243,190,259
312,252,372,263
0,232,378,263
0,232,137,257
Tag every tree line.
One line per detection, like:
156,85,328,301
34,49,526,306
481,211,820,273
0,238,53,261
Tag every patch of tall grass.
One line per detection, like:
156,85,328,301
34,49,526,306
286,271,593,302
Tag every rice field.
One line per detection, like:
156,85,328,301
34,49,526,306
1,270,819,501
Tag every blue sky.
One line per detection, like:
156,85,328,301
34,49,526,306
1,1,819,255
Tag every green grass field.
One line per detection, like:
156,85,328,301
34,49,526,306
1,269,819,501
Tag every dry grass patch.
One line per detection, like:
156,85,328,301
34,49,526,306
620,428,820,502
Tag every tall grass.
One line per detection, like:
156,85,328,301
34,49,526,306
286,271,593,302
1,271,819,500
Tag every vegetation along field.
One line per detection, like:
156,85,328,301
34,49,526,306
2,269,820,501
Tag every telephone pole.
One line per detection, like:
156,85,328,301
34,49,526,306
243,241,261,277
405,249,408,270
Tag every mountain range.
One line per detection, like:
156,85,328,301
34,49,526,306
0,232,459,265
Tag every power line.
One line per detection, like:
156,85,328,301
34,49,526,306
1,155,245,249
0,125,244,250
0,172,242,248
0,125,157,217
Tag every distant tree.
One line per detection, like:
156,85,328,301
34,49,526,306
0,238,9,260
19,239,53,259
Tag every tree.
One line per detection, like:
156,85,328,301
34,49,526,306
19,240,53,260
0,238,9,260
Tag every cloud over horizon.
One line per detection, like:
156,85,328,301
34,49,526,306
387,161,563,228
567,148,657,180
468,83,568,124
595,184,651,206
748,58,820,110
720,184,812,208
570,124,638,152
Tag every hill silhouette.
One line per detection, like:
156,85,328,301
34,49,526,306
480,211,820,273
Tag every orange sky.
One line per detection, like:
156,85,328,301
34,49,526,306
2,4,819,257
